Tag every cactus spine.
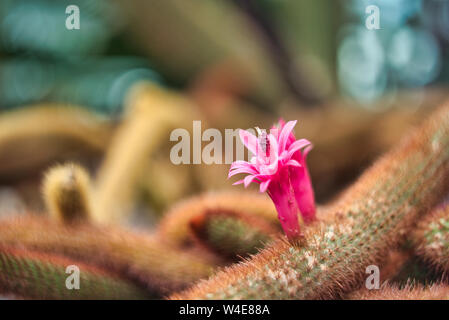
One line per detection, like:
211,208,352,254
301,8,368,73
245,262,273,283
349,284,449,300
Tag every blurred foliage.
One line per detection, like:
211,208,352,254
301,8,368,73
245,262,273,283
0,0,448,223
0,0,160,114
338,0,449,106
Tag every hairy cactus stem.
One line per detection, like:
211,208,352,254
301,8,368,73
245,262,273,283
412,203,449,274
171,103,449,299
157,192,277,248
0,245,152,299
0,216,215,297
42,163,93,224
189,208,280,259
348,283,449,300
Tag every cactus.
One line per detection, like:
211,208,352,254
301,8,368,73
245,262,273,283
348,284,449,300
376,248,413,283
0,246,151,300
347,249,440,298
0,104,112,177
0,216,214,297
171,103,449,299
157,192,277,248
42,163,93,224
390,255,444,286
411,203,449,274
93,83,198,224
189,208,279,260
357,205,449,288
1,98,449,300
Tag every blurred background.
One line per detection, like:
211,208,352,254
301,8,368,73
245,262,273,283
0,0,448,227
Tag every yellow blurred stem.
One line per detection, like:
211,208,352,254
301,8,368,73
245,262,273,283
42,163,93,224
93,82,199,224
0,105,112,177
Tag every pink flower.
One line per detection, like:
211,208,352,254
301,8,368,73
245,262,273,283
228,120,315,240
272,120,316,223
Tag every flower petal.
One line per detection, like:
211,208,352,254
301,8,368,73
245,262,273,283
229,161,258,175
286,159,301,167
287,138,311,159
239,129,259,156
230,160,249,169
303,144,313,158
229,161,257,171
270,127,279,140
228,166,258,178
278,120,297,153
259,180,271,193
243,174,259,187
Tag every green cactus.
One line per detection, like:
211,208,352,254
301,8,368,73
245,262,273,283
0,216,214,297
189,209,279,259
171,104,449,299
158,192,277,248
0,246,151,299
391,255,443,286
412,203,449,274
1,102,449,300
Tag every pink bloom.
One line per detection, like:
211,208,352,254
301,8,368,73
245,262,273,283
228,120,315,241
272,120,316,223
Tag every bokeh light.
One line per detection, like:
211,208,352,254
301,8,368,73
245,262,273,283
338,0,445,106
